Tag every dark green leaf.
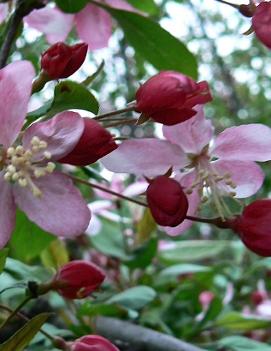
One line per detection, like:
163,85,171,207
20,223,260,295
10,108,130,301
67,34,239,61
215,312,271,331
55,0,88,13
124,238,157,269
107,8,198,78
126,0,159,15
48,80,99,117
9,211,55,262
0,249,8,274
0,313,50,351
107,286,156,310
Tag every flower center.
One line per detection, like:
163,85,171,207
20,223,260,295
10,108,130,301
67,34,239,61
3,136,55,197
185,155,237,220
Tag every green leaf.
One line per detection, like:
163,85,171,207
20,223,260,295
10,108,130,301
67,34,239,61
159,240,229,263
159,263,210,278
107,8,198,78
48,80,99,117
107,286,156,310
126,0,159,15
125,238,157,269
79,302,127,318
215,312,271,331
27,81,99,124
0,249,8,274
9,211,55,262
136,208,157,244
0,313,50,351
215,336,271,351
55,0,88,13
41,239,69,269
90,219,129,260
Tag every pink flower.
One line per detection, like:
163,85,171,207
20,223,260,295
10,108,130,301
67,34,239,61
0,61,91,248
102,107,271,235
53,260,105,299
71,335,119,351
25,1,137,50
135,71,212,125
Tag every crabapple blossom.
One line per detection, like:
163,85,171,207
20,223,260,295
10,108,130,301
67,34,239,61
41,42,88,79
102,107,271,235
146,176,188,226
25,0,137,50
0,61,91,248
135,71,212,125
53,260,105,299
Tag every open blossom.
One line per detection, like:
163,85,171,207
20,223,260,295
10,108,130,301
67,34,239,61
0,61,91,248
102,107,271,235
25,0,137,50
135,71,212,125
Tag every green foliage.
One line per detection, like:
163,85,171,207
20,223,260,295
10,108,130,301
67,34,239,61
55,0,88,13
107,8,198,78
0,249,8,274
0,313,50,351
9,211,54,262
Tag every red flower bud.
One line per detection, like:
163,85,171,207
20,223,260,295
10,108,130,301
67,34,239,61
252,2,271,49
135,71,212,126
71,335,119,351
41,42,88,79
229,199,271,257
59,118,118,166
251,291,267,306
146,176,188,226
53,260,105,299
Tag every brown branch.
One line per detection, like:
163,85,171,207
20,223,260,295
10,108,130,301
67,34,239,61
96,317,207,351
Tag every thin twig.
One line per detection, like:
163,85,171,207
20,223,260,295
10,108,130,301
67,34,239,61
94,106,136,121
69,175,148,207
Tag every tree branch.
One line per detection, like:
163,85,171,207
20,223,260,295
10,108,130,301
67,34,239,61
96,317,207,351
0,0,45,68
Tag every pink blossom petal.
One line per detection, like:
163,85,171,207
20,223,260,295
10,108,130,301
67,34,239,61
23,112,84,161
13,172,91,238
25,7,74,44
101,139,187,177
0,61,34,147
75,4,112,50
164,171,200,236
0,174,16,248
0,4,8,24
212,124,271,162
163,106,214,154
123,180,148,197
212,160,264,198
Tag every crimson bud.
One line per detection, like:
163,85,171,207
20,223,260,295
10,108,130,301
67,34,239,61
252,2,271,49
146,176,188,226
228,199,271,257
71,335,119,351
251,291,267,306
41,42,88,79
59,118,118,166
135,71,212,126
53,260,105,299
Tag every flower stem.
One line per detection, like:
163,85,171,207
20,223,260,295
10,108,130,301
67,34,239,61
69,175,148,207
185,215,230,228
213,0,239,9
0,296,32,329
94,105,136,120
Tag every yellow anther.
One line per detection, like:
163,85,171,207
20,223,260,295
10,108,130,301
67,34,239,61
46,162,55,173
11,173,19,181
31,136,41,145
4,172,11,181
18,178,27,187
7,147,15,156
44,151,51,159
39,141,48,149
